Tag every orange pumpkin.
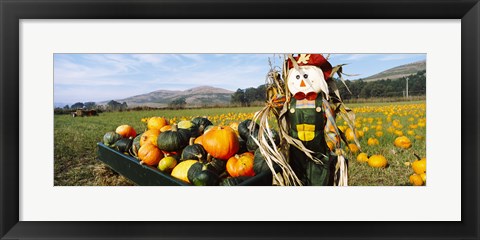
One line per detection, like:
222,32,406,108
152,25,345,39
202,126,239,160
194,135,204,145
140,129,160,147
226,152,255,177
147,117,169,131
116,125,137,138
160,125,172,132
137,143,164,166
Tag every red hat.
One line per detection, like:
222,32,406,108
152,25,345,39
287,54,333,80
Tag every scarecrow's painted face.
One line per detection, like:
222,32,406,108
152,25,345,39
287,66,329,97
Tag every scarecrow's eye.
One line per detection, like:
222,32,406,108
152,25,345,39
296,75,300,80
304,74,308,79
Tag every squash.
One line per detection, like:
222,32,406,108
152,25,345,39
112,137,133,153
160,125,172,132
194,135,204,145
115,125,137,138
157,156,178,173
171,160,198,183
226,152,255,177
412,157,426,174
187,162,219,186
246,128,279,152
253,148,279,174
219,176,252,186
238,119,259,141
237,137,248,154
138,143,164,166
140,129,160,147
394,136,412,149
368,154,388,168
129,134,142,157
103,131,122,147
356,152,369,163
178,120,200,138
229,122,240,136
205,157,227,175
157,124,190,153
191,117,213,135
147,117,169,131
202,126,239,160
181,144,207,162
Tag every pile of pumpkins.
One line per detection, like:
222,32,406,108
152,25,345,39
102,117,280,186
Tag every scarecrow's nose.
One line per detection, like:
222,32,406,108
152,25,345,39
300,80,306,87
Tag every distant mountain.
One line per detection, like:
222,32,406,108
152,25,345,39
359,60,426,82
99,86,234,108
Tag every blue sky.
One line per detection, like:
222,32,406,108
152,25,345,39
54,53,425,105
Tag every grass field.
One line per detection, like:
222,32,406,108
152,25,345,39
54,101,426,186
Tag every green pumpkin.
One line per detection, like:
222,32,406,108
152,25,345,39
238,119,259,141
191,117,213,135
129,133,142,157
253,148,279,174
178,120,200,138
205,157,227,175
157,125,190,153
103,132,122,147
181,144,207,162
112,137,133,153
237,137,248,154
246,129,280,152
219,176,252,186
187,162,219,186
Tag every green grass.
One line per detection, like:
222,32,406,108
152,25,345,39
54,102,425,186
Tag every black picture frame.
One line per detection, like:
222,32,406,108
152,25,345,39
1,0,478,239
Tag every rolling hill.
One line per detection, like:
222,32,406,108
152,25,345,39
101,86,234,108
359,60,426,82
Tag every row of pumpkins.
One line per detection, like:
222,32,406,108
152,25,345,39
103,117,279,186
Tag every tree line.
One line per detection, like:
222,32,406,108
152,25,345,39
230,70,426,105
54,100,129,114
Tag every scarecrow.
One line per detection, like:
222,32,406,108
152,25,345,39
253,54,359,186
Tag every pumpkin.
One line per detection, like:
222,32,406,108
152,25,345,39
226,152,255,177
191,117,213,135
178,120,200,137
219,176,252,186
194,135,204,145
246,129,279,152
171,160,198,183
237,137,248,154
103,131,122,147
140,129,160,147
412,157,426,174
394,136,412,149
147,117,169,131
367,138,379,146
409,174,424,186
205,157,227,175
187,162,219,186
112,137,133,153
160,125,172,132
238,119,259,140
116,125,137,138
345,128,357,142
157,124,190,153
181,144,207,162
202,126,239,160
356,153,369,163
253,148,279,174
368,154,388,168
129,134,142,157
347,143,360,154
138,143,164,166
157,156,178,173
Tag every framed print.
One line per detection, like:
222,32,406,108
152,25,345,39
1,0,479,239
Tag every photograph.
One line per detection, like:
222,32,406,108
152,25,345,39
54,53,427,186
